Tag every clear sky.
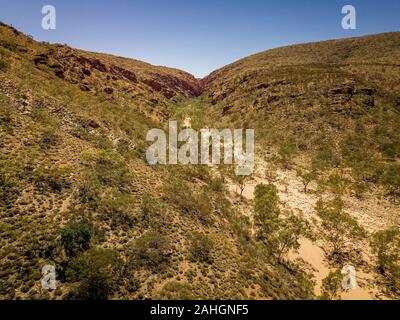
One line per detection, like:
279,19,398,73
0,0,399,77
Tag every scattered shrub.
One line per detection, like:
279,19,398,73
130,232,172,273
85,150,132,191
381,164,400,199
163,179,212,224
32,166,70,193
296,167,318,193
316,198,366,260
39,129,59,149
312,137,341,169
0,158,24,206
278,137,297,169
159,281,193,300
163,178,195,213
254,183,313,261
66,248,121,300
31,108,60,127
269,212,313,262
141,193,164,228
60,223,92,258
254,183,280,241
370,228,400,295
189,232,214,264
0,59,8,71
99,190,136,228
319,270,342,300
0,40,17,52
78,174,102,209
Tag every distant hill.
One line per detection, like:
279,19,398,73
0,22,202,121
202,33,400,181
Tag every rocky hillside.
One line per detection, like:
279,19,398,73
202,33,400,192
0,22,201,120
203,32,400,129
199,33,400,299
0,23,316,300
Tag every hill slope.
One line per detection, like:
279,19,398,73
199,33,400,299
202,33,400,190
0,23,315,300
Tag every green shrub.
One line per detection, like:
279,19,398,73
340,132,369,166
32,166,70,193
209,176,224,192
381,164,400,198
31,108,60,127
85,150,132,191
60,223,92,258
0,40,17,52
0,107,13,134
130,231,172,273
259,266,314,300
269,212,313,262
352,181,368,199
39,129,59,149
159,281,193,300
116,139,136,157
0,175,21,207
193,192,213,225
319,270,342,300
370,228,400,295
99,190,136,228
312,136,341,169
189,232,214,264
0,59,8,72
163,178,195,213
316,198,366,259
141,193,164,228
66,248,121,300
163,179,212,224
278,137,297,169
88,133,113,150
0,157,24,206
380,142,399,159
322,173,350,196
264,163,278,184
254,183,280,241
296,167,318,193
78,174,102,209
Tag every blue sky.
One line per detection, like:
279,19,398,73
0,0,399,77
